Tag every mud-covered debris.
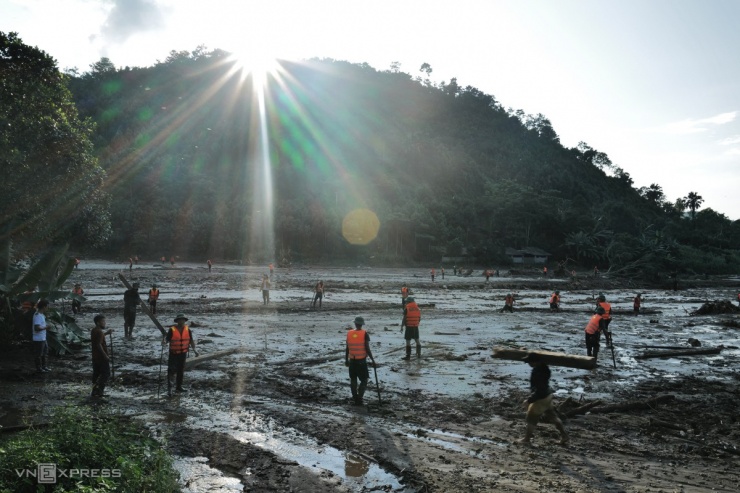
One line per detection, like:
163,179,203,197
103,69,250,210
687,338,701,347
690,300,740,315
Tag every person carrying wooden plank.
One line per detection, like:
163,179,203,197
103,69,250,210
518,352,568,446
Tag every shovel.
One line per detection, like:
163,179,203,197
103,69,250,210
609,334,617,369
369,355,382,405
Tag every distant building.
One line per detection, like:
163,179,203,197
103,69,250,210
505,247,551,264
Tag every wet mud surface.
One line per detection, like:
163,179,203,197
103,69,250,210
2,261,740,492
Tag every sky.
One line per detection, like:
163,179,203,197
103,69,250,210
3,0,739,219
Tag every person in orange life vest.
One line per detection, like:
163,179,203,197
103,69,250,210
430,268,435,282
518,352,568,446
312,280,324,309
401,284,409,307
72,283,84,315
585,306,605,360
402,297,422,360
485,270,491,282
207,259,212,272
549,290,560,312
148,284,160,315
163,314,198,395
500,293,515,313
345,316,374,406
596,294,613,346
634,293,642,315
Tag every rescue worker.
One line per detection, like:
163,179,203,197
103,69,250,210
91,314,112,399
261,274,270,305
485,270,491,282
401,284,409,307
269,263,274,279
453,265,457,276
543,266,548,277
441,267,445,280
207,259,212,272
312,280,324,309
549,290,560,312
148,284,160,315
593,266,599,277
72,283,84,315
74,257,80,269
634,293,642,315
430,268,435,283
345,316,374,405
128,257,133,271
163,314,199,395
500,293,514,313
596,294,613,346
585,306,605,360
123,282,140,339
401,296,422,360
170,256,175,267
518,353,568,446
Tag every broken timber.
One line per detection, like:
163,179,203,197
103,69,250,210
635,347,722,359
588,394,675,414
185,348,244,369
491,347,596,370
118,273,167,336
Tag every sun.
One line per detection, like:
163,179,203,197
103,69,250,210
227,46,279,85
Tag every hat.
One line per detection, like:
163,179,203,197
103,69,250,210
405,296,415,303
174,314,188,322
354,316,365,326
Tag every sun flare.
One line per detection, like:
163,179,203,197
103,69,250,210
228,47,279,85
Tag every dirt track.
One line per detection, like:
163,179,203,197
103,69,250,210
1,261,739,492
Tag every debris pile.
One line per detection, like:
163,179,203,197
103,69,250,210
690,300,740,315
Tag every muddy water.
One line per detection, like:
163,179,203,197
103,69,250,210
45,261,740,490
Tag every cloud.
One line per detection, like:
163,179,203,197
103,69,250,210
101,0,165,44
718,135,740,146
724,148,740,156
657,111,737,135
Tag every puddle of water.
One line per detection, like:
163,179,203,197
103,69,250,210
344,452,370,477
172,456,243,493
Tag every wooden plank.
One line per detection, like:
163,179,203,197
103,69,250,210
185,347,244,368
491,347,596,370
634,347,722,359
118,273,167,336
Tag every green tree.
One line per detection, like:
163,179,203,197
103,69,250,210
0,32,111,254
684,191,704,219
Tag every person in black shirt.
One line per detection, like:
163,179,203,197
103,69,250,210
518,353,568,445
123,283,140,339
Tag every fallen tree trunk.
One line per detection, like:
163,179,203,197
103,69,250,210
433,331,460,336
635,347,722,359
491,347,596,370
589,394,675,414
185,347,244,368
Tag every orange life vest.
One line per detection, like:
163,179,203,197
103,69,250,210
598,301,612,320
401,287,409,298
346,329,367,360
170,326,190,354
404,301,421,327
585,314,602,334
73,287,84,296
149,288,159,300
505,295,514,306
550,293,559,304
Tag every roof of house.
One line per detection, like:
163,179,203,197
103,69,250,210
505,247,552,256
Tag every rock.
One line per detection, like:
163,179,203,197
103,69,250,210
688,338,701,347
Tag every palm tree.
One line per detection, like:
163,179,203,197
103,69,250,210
684,192,704,219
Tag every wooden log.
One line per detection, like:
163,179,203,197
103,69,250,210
563,400,603,417
118,273,167,336
491,347,597,370
589,394,674,414
185,347,244,368
648,418,687,432
635,347,722,359
433,331,460,336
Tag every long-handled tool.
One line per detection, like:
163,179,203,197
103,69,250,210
609,335,617,369
157,343,165,398
369,355,382,405
109,332,115,380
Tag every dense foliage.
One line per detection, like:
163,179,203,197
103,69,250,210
0,32,111,255
4,32,738,275
0,406,179,492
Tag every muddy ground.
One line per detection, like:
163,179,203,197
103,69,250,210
2,261,740,492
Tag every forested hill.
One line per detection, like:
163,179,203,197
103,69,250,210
67,50,740,275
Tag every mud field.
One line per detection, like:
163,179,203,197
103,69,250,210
2,261,740,492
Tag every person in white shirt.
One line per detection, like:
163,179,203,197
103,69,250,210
33,299,51,373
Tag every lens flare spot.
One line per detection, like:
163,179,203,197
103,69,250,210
342,209,380,245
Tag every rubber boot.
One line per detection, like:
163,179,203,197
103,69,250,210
416,344,421,358
402,346,411,360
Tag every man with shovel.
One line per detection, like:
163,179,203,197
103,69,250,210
91,314,112,399
345,316,375,406
163,314,199,396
